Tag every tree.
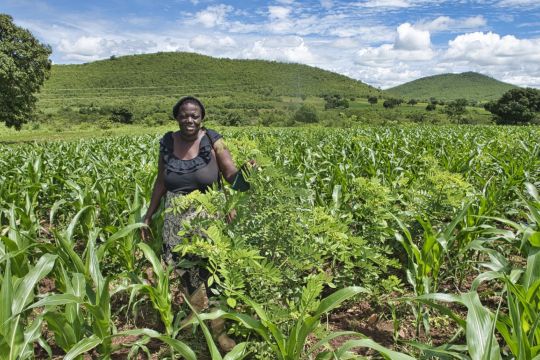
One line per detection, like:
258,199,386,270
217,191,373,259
426,103,436,111
293,104,319,123
323,94,349,110
109,106,134,124
0,14,52,129
484,88,540,125
368,96,378,106
383,98,401,109
444,98,468,122
407,99,418,106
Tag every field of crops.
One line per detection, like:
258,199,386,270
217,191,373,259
1,126,539,359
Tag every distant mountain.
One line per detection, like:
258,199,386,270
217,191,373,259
387,72,519,102
40,52,378,103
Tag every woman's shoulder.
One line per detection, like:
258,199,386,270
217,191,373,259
159,131,174,153
204,128,223,144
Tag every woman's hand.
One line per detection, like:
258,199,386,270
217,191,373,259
141,217,152,242
226,209,237,224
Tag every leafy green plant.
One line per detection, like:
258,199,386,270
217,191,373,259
129,243,174,336
0,254,57,360
410,184,540,359
188,276,367,360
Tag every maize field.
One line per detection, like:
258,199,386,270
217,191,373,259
1,125,539,359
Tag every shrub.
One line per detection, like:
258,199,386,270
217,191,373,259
383,99,401,109
109,106,134,124
323,94,349,110
293,104,319,123
217,110,244,126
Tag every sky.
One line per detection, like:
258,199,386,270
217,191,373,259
3,0,540,89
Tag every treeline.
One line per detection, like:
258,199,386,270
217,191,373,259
33,88,540,129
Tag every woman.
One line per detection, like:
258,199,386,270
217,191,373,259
142,96,248,351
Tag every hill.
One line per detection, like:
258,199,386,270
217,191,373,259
39,52,377,108
387,72,518,102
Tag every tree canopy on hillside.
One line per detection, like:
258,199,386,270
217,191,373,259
0,14,51,129
484,88,540,125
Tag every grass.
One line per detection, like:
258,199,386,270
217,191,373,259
0,123,172,143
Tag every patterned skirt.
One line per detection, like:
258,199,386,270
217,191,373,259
162,191,209,294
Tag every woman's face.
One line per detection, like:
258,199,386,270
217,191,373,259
176,101,203,137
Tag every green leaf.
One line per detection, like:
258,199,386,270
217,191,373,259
12,253,57,315
0,258,13,336
97,222,146,260
185,297,223,360
19,316,43,359
223,342,250,360
292,287,366,358
66,206,93,243
307,331,359,355
49,199,67,226
64,335,102,360
311,286,367,320
523,247,540,292
137,243,164,279
529,232,540,247
335,338,416,359
115,328,196,360
405,340,470,359
227,297,237,309
460,292,502,360
525,182,540,202
27,294,83,310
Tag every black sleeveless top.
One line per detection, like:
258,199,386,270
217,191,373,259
159,129,222,194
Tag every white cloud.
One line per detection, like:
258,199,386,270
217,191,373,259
356,0,411,8
243,36,316,63
320,0,334,9
189,34,237,51
57,36,158,62
497,0,540,7
356,44,434,67
347,22,434,87
268,6,291,20
327,24,394,41
353,66,423,88
445,32,540,65
394,23,431,50
194,4,233,28
331,37,359,48
416,15,487,32
58,36,105,57
267,6,294,33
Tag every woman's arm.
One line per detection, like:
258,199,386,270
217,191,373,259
213,138,238,183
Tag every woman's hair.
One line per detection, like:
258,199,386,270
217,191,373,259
172,96,206,119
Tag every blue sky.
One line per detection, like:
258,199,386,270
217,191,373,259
3,0,540,88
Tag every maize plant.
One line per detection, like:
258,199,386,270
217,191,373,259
0,126,539,358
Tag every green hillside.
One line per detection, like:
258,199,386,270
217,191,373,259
387,72,518,102
38,52,378,121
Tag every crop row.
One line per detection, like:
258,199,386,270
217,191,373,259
0,126,539,358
